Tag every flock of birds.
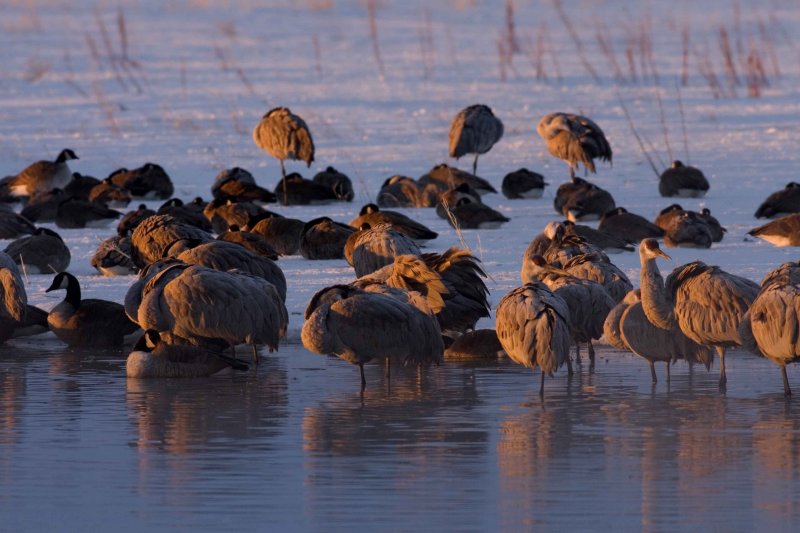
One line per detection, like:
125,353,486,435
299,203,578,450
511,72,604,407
1,105,800,398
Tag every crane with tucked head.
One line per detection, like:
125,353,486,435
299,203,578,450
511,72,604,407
449,104,504,176
537,112,612,178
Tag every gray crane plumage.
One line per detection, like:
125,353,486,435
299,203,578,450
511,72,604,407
449,104,504,175
561,252,633,304
345,223,422,278
0,252,27,343
603,289,642,350
301,284,444,391
130,214,213,268
496,281,572,396
537,112,612,177
252,107,315,179
637,239,758,388
349,204,438,243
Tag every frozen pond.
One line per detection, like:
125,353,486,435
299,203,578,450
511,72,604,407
2,340,799,531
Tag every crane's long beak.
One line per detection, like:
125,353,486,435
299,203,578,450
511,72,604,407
655,249,671,260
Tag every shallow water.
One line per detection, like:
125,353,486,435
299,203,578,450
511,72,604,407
2,340,799,532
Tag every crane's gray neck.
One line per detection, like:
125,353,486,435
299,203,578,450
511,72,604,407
639,256,677,330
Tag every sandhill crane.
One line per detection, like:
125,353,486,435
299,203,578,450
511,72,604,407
4,227,70,274
0,252,27,343
599,207,664,243
126,329,249,378
448,104,504,176
754,182,800,219
496,281,572,397
345,223,421,277
637,239,759,388
658,160,709,198
748,213,800,247
522,254,615,370
107,163,174,200
603,289,641,350
561,252,633,304
137,263,288,365
301,284,443,392
554,177,616,221
130,214,213,268
45,272,139,347
1,149,78,200
528,221,608,267
739,262,800,395
349,204,438,243
253,107,315,182
537,112,612,177
501,168,547,199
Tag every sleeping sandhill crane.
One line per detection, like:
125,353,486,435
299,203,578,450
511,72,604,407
658,160,710,198
130,214,213,269
561,252,633,304
754,182,800,219
561,220,633,254
126,329,249,378
618,290,713,383
537,112,612,178
137,263,288,365
528,221,609,267
496,280,572,397
1,149,78,200
522,254,615,370
345,222,421,277
301,284,444,392
349,204,438,243
449,104,504,176
603,289,641,350
637,239,759,388
739,262,800,395
253,107,315,181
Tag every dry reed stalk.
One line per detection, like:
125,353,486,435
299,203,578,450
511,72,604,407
366,0,385,79
553,0,600,82
695,44,723,98
681,24,690,85
757,17,782,78
655,90,673,162
718,25,739,95
616,93,660,178
675,80,690,164
418,8,435,80
504,0,520,54
595,24,625,84
312,34,323,80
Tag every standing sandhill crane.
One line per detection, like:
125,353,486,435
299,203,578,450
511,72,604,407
496,281,572,397
637,239,759,388
537,112,612,178
658,160,710,198
739,262,800,395
449,104,504,176
522,255,615,370
603,289,641,350
561,252,633,304
345,223,421,278
301,284,444,392
253,107,315,184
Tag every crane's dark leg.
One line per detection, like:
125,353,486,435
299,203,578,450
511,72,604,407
251,343,259,366
385,357,391,381
665,361,671,383
716,346,727,388
649,361,657,383
782,366,792,396
588,340,595,372
472,153,479,176
539,369,545,398
279,159,286,180
279,160,288,206
566,357,574,377
359,363,366,393
575,343,581,366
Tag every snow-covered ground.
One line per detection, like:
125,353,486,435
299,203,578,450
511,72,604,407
1,0,799,339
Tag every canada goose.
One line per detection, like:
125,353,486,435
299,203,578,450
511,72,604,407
126,329,249,378
202,198,267,234
91,235,137,276
312,166,354,202
273,172,337,206
64,172,101,200
55,197,122,229
157,198,213,231
4,149,78,200
658,160,709,198
449,104,504,175
376,175,437,208
529,221,608,267
418,163,497,196
443,329,507,361
537,112,612,177
299,217,356,260
496,281,572,396
561,252,633,304
212,167,276,204
107,163,174,199
0,253,27,343
0,208,36,239
555,177,616,221
442,197,510,229
173,240,287,301
4,228,70,274
253,107,315,180
301,284,443,391
561,220,634,253
349,203,438,243
598,207,664,243
754,182,800,219
87,178,132,208
654,205,713,248
435,182,482,219
129,214,213,268
217,226,279,260
20,188,66,223
137,263,288,363
522,254,615,370
602,289,641,350
700,208,726,242
748,213,800,247
638,239,758,388
501,168,547,199
248,215,306,256
45,272,139,347
117,204,156,236
345,223,421,277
